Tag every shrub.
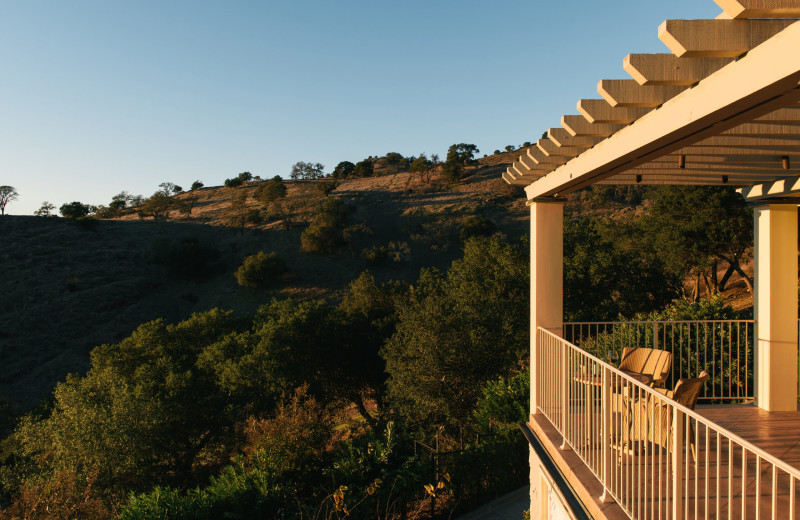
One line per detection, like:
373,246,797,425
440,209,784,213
191,180,204,190
460,216,496,242
245,209,263,225
254,177,287,204
361,246,388,266
315,180,338,196
60,201,92,219
234,252,286,288
224,177,243,188
300,199,354,254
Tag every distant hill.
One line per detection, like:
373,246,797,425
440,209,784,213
0,154,529,410
0,149,754,412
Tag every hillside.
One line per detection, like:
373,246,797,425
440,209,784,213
0,155,528,410
0,150,754,412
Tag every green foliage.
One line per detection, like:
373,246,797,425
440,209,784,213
2,310,249,507
300,199,354,254
190,180,204,190
59,201,92,220
245,208,262,224
361,245,388,266
224,177,243,188
33,201,56,217
564,216,681,321
474,369,529,434
642,186,753,291
440,160,462,184
234,251,286,288
148,237,224,282
0,186,19,215
460,215,496,242
353,159,374,178
445,143,479,166
254,177,287,204
137,192,172,220
382,236,528,427
316,180,338,196
290,161,325,180
332,160,356,179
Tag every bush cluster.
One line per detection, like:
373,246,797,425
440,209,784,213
300,199,354,254
234,252,286,288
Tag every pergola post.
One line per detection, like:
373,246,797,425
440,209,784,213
529,199,565,514
530,200,565,416
754,203,798,411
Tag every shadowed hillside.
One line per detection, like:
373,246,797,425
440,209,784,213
0,157,528,410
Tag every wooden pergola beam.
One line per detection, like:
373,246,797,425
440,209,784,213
693,136,800,147
714,0,800,19
547,128,604,148
525,20,800,198
527,147,569,165
721,123,800,136
561,115,625,137
658,19,796,58
675,144,800,154
598,80,687,107
624,54,732,86
577,99,651,124
537,139,583,157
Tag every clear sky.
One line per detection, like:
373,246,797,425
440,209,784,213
1,1,721,215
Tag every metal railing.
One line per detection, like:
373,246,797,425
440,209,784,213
563,321,755,402
536,327,800,519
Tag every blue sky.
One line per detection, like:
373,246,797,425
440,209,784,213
1,1,721,215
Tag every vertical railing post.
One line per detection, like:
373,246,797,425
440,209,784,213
600,366,614,503
561,340,569,450
672,407,685,520
653,322,659,351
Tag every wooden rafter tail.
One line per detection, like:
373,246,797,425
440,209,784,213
577,99,651,124
598,79,687,107
624,53,732,86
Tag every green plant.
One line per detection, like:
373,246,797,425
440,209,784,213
245,208,263,224
361,246,388,266
460,216,495,242
234,252,286,288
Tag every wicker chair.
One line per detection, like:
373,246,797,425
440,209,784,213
618,347,673,388
628,371,711,461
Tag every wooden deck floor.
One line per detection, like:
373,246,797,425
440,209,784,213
544,402,800,519
697,403,800,472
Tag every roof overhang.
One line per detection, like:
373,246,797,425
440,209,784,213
506,1,800,204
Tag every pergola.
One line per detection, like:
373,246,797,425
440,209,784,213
506,0,800,416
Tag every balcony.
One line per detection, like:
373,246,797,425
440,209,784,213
525,321,800,520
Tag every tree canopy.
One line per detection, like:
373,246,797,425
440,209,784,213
290,162,325,180
0,186,19,215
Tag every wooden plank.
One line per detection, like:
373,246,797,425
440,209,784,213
527,147,569,165
598,80,687,107
577,99,651,123
714,0,800,19
547,127,604,148
658,19,796,58
537,138,583,157
525,20,800,198
624,53,732,86
561,115,625,137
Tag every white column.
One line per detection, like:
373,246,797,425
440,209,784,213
754,203,798,412
530,201,564,416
